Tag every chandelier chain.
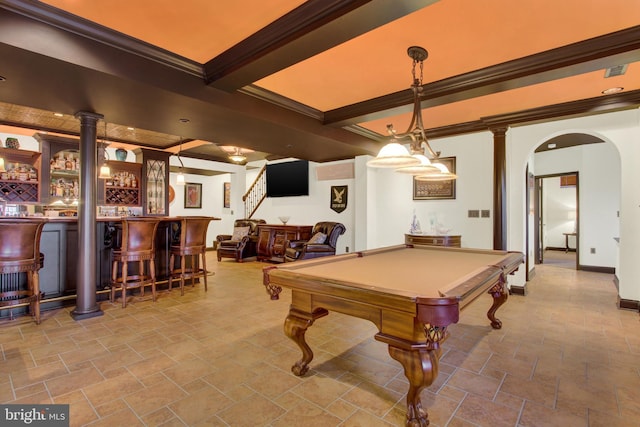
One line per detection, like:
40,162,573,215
412,57,424,86
177,137,184,168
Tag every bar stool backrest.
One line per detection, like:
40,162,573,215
0,218,48,271
178,216,213,250
120,218,160,254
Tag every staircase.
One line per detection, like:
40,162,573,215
243,165,266,219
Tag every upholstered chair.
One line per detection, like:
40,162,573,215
284,221,346,262
216,219,266,262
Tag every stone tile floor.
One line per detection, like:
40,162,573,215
0,250,638,426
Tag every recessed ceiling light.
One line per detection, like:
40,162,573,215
53,112,63,117
548,143,557,149
602,87,623,95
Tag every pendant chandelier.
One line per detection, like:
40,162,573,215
175,138,185,186
219,145,253,164
98,121,111,179
228,147,247,163
367,46,456,181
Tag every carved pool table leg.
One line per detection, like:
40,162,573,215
284,308,329,376
263,266,282,300
388,345,440,427
487,273,507,329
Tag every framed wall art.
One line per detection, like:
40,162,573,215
185,182,202,208
223,182,231,208
413,157,456,200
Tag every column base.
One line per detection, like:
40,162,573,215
70,307,104,321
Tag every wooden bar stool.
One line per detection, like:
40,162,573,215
110,217,161,308
0,218,48,324
169,216,214,295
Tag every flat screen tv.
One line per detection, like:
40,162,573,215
265,160,309,197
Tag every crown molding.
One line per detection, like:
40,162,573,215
0,0,203,77
370,90,640,141
482,89,640,128
239,85,323,120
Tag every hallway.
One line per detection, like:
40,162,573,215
0,252,638,426
541,249,577,270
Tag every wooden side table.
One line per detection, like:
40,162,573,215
257,224,313,262
563,232,577,252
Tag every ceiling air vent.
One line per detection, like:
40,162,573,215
604,64,627,78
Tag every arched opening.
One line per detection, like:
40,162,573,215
525,132,620,279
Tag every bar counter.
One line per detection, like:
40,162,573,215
0,216,207,318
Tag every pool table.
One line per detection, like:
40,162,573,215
263,244,523,426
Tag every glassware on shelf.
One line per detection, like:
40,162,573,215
145,159,165,215
102,166,141,206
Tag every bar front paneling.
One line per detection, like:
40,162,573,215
0,216,186,320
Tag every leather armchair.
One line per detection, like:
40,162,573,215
216,219,266,262
284,221,346,262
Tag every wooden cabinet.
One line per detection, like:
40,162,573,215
405,234,461,247
36,135,145,209
257,224,313,263
0,147,41,203
37,134,80,205
135,148,169,216
99,160,142,206
40,220,79,297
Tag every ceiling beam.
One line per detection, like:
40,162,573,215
324,25,640,127
204,0,438,91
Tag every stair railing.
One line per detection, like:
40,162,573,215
243,165,266,219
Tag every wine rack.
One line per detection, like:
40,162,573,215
0,147,41,203
101,160,142,206
0,181,39,202
104,187,140,205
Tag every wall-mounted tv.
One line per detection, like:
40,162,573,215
266,160,309,197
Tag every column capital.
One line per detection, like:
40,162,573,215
490,127,508,137
74,111,104,122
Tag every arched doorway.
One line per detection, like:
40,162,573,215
533,172,578,269
525,132,620,279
